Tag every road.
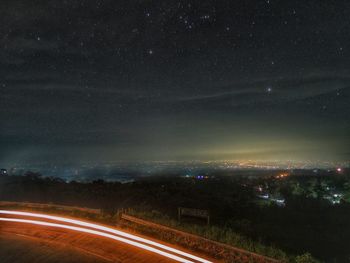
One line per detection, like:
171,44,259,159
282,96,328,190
0,232,111,263
0,210,214,263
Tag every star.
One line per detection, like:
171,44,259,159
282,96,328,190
1,0,348,166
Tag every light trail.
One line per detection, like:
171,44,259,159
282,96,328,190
0,217,194,263
0,210,212,263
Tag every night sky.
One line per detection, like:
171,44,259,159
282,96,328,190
1,1,349,165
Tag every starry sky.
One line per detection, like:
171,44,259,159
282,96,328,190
1,0,349,165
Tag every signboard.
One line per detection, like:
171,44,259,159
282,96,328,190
178,207,210,225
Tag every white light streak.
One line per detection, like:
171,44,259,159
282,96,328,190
0,217,194,263
0,210,212,263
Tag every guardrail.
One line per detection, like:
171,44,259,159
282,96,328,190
121,213,282,263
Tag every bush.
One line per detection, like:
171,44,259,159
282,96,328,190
295,253,320,263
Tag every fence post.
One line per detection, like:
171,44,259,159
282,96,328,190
178,207,181,222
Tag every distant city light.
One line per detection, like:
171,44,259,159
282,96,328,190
337,168,342,172
276,173,289,179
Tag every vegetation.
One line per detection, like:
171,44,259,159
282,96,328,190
295,253,320,263
126,209,289,262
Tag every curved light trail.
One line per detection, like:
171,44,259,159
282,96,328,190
0,217,195,263
0,210,212,263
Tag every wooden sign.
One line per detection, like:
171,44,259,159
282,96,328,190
178,207,210,225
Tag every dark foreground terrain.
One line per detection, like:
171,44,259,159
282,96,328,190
1,170,350,262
